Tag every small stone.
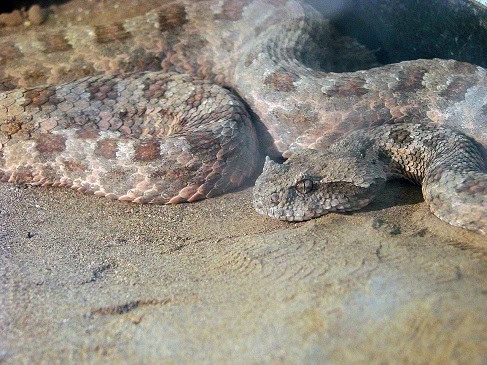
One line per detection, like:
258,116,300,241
0,10,23,27
388,224,401,236
371,217,384,229
28,5,48,25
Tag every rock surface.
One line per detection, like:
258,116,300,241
1,181,486,363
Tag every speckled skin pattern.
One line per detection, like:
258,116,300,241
0,72,257,203
254,124,486,234
0,0,486,231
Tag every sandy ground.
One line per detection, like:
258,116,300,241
1,180,486,364
0,0,486,363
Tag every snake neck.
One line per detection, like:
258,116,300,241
370,123,486,233
327,123,486,234
371,124,485,184
422,150,486,234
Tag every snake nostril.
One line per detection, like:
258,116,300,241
270,192,280,205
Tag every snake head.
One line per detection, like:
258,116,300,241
253,150,386,221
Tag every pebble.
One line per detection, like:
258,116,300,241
28,5,48,25
0,10,23,27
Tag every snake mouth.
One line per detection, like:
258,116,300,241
254,201,327,222
272,208,328,222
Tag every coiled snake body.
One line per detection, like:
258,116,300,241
0,0,486,233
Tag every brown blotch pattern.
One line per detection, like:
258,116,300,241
75,126,100,139
451,61,478,75
389,128,413,145
118,48,166,73
0,76,19,91
95,23,132,44
244,50,260,67
393,68,426,93
20,67,50,88
171,33,211,76
87,78,119,101
142,76,168,99
53,58,97,82
323,78,368,97
35,133,66,155
186,91,204,110
22,86,61,109
214,0,251,21
134,139,161,162
439,76,477,102
95,139,118,160
455,175,487,195
63,160,88,173
0,41,23,64
264,71,297,92
40,33,73,53
158,4,188,32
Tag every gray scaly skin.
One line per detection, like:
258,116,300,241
253,124,487,234
0,0,486,233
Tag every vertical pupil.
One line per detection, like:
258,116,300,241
297,179,313,194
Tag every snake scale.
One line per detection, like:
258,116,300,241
0,0,486,233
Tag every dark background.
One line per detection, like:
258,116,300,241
0,0,67,12
307,0,487,67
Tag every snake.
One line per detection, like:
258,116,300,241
0,0,486,234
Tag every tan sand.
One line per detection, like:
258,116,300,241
1,180,485,364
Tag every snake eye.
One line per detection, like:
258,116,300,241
295,179,314,195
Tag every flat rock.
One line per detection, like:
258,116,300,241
1,181,485,363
